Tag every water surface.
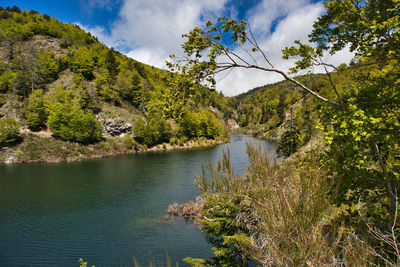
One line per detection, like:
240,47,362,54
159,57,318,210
0,135,278,266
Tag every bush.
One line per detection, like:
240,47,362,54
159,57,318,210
169,137,177,146
0,117,20,146
0,70,16,93
277,129,301,157
178,110,225,140
24,89,47,131
179,135,188,146
132,115,172,147
123,133,135,150
70,47,95,80
47,98,102,144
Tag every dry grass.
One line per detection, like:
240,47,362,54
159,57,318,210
194,145,385,266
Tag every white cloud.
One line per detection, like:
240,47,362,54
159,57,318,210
215,1,354,96
247,0,310,36
74,23,116,48
111,0,227,67
126,47,166,67
76,0,354,96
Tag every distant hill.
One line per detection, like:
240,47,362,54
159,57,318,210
234,71,347,156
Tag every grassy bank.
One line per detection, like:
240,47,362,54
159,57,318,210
0,132,228,164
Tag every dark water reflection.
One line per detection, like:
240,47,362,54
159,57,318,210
0,135,278,266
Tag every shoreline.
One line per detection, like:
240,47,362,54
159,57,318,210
1,136,227,165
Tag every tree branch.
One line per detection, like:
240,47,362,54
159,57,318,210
247,22,275,69
219,63,340,105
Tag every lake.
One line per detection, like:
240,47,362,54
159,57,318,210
0,135,278,266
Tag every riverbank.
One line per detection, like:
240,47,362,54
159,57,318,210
0,132,228,164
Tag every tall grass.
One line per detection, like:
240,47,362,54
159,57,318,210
194,145,380,266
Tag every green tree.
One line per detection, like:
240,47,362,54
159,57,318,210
35,49,59,84
70,47,95,80
132,117,147,144
0,117,20,146
277,129,300,158
0,70,16,93
283,0,400,220
172,0,400,218
47,88,102,144
105,48,119,79
114,71,144,106
132,115,172,147
178,110,224,140
160,73,194,119
24,89,47,131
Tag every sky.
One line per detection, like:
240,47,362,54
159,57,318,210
2,0,353,96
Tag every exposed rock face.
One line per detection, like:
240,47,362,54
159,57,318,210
97,117,132,136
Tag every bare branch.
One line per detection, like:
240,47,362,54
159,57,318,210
238,45,259,66
238,64,340,105
392,195,400,258
247,22,275,69
314,61,339,71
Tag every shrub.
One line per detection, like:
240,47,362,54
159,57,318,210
47,98,102,144
24,89,47,131
179,135,188,146
0,70,16,93
169,137,177,146
178,110,225,140
123,133,135,150
190,147,335,266
132,115,172,147
0,117,20,146
277,129,301,157
70,47,95,80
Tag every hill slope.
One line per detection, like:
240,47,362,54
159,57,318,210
0,6,232,163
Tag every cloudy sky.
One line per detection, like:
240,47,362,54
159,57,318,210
3,0,352,96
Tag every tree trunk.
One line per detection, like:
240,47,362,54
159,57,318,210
374,142,397,217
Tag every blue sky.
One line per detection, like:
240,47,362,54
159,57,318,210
2,0,259,37
1,0,352,95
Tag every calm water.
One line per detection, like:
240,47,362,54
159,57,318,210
0,135,278,266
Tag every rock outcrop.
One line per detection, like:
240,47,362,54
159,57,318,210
97,117,132,136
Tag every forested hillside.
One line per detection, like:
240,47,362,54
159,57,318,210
234,69,351,157
0,6,233,163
